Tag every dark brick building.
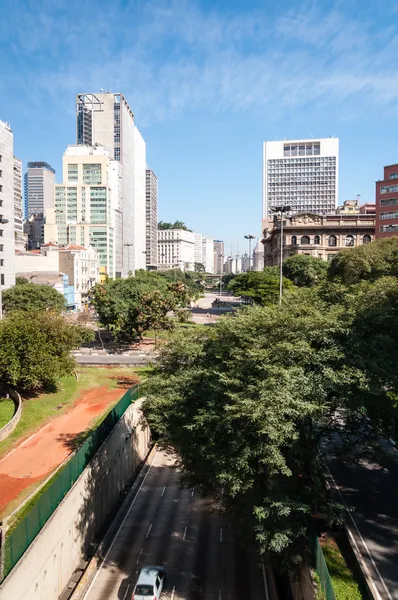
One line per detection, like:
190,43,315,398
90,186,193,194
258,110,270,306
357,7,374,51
375,164,398,238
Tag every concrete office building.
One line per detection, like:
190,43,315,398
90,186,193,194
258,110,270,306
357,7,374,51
145,168,158,268
213,240,224,274
45,145,117,279
76,92,146,275
262,138,339,221
0,119,16,290
158,229,195,271
194,233,215,273
375,164,398,239
13,156,25,249
24,161,55,218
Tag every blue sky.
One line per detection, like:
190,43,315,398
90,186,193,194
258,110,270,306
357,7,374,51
1,0,398,255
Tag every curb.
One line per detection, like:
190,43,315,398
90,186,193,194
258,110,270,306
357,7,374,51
69,444,157,600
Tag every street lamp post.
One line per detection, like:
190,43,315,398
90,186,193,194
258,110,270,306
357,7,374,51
0,218,9,320
244,235,255,272
124,242,134,276
218,254,225,297
270,205,291,305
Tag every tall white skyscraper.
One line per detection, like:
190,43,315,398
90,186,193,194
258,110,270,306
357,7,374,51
0,119,16,289
145,168,158,268
262,138,339,220
76,92,146,276
13,157,25,249
24,161,56,218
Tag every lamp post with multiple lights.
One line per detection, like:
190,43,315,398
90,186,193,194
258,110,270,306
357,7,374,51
270,205,291,305
244,234,255,272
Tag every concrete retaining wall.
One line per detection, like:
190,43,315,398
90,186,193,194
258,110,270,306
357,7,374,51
0,390,22,442
0,399,151,600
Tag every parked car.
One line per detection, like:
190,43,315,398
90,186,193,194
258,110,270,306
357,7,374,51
132,565,166,599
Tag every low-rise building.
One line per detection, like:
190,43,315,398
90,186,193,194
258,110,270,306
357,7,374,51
375,164,398,239
158,229,195,271
263,210,375,266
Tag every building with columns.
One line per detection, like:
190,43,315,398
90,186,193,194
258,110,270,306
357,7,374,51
263,208,375,266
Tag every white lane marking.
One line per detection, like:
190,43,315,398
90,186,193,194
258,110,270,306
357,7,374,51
146,523,152,538
183,526,187,540
261,560,270,600
82,449,159,600
136,548,143,564
326,466,390,600
161,486,166,497
191,488,195,497
219,528,223,543
171,585,176,600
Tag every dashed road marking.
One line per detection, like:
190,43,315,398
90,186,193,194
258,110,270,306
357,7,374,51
161,486,166,497
146,523,152,538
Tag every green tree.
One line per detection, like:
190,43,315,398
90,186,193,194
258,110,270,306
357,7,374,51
227,269,293,305
328,237,398,285
283,255,328,287
2,282,66,314
0,311,93,391
15,276,29,285
158,220,193,232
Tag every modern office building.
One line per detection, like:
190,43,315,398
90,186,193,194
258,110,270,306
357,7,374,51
0,119,16,290
145,168,158,268
262,137,339,221
158,228,195,271
375,164,398,239
213,240,224,274
76,92,146,275
263,208,374,266
194,233,215,273
44,144,117,278
24,161,55,218
13,156,25,249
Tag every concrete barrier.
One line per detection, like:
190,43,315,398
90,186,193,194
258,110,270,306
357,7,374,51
0,399,151,600
0,390,22,443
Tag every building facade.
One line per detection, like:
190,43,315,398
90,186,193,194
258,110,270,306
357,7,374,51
213,240,224,274
13,156,25,249
263,211,375,266
76,92,147,275
58,245,99,310
0,119,16,290
145,168,158,268
375,164,398,239
194,233,215,273
24,161,55,218
253,239,265,271
44,145,116,278
24,213,46,249
262,137,339,221
158,229,195,271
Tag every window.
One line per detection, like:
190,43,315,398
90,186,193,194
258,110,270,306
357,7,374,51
380,185,398,194
0,274,4,285
0,185,2,192
67,164,78,182
380,224,398,233
291,235,297,245
380,211,398,220
389,173,398,180
328,235,337,247
314,235,320,245
301,235,310,245
380,197,398,207
0,170,2,177
363,235,371,244
345,235,354,246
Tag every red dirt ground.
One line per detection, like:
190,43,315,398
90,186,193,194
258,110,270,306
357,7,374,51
0,385,124,516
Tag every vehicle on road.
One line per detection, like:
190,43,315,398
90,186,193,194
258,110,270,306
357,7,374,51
132,566,166,599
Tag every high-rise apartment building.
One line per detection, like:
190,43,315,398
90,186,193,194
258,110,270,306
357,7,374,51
76,92,146,275
375,164,398,239
158,229,195,271
13,157,25,249
262,138,339,221
0,119,16,290
24,161,55,218
145,168,158,268
44,145,118,278
213,240,224,274
194,233,215,273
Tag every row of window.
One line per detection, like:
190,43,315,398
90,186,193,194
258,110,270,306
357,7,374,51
380,184,398,194
290,234,372,246
283,143,321,157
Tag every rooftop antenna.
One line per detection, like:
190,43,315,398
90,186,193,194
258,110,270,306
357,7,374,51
308,132,314,138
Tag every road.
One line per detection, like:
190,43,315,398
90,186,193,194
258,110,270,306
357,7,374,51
328,454,398,600
83,450,268,600
74,354,151,365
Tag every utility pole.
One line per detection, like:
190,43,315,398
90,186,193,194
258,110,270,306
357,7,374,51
270,206,291,305
244,234,255,272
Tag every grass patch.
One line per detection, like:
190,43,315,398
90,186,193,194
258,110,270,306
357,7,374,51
0,367,144,460
321,535,364,600
0,398,15,429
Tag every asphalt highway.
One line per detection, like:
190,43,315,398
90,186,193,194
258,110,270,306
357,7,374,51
83,450,268,600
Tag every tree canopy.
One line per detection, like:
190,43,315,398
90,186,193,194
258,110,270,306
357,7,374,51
227,269,293,305
283,254,328,287
158,220,193,232
0,311,93,391
328,237,398,284
2,282,66,314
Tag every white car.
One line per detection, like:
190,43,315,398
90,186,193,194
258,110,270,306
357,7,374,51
132,565,166,599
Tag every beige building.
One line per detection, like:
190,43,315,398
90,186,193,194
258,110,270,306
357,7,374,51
158,229,195,271
263,210,375,266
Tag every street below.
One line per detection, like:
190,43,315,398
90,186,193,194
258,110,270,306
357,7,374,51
83,449,268,600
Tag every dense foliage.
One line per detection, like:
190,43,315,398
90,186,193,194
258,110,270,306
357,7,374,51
0,311,93,391
91,269,202,338
282,254,328,287
143,238,398,568
2,282,66,313
227,269,293,305
329,237,398,284
158,220,192,232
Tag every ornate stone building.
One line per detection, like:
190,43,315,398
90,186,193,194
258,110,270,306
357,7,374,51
263,211,375,266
